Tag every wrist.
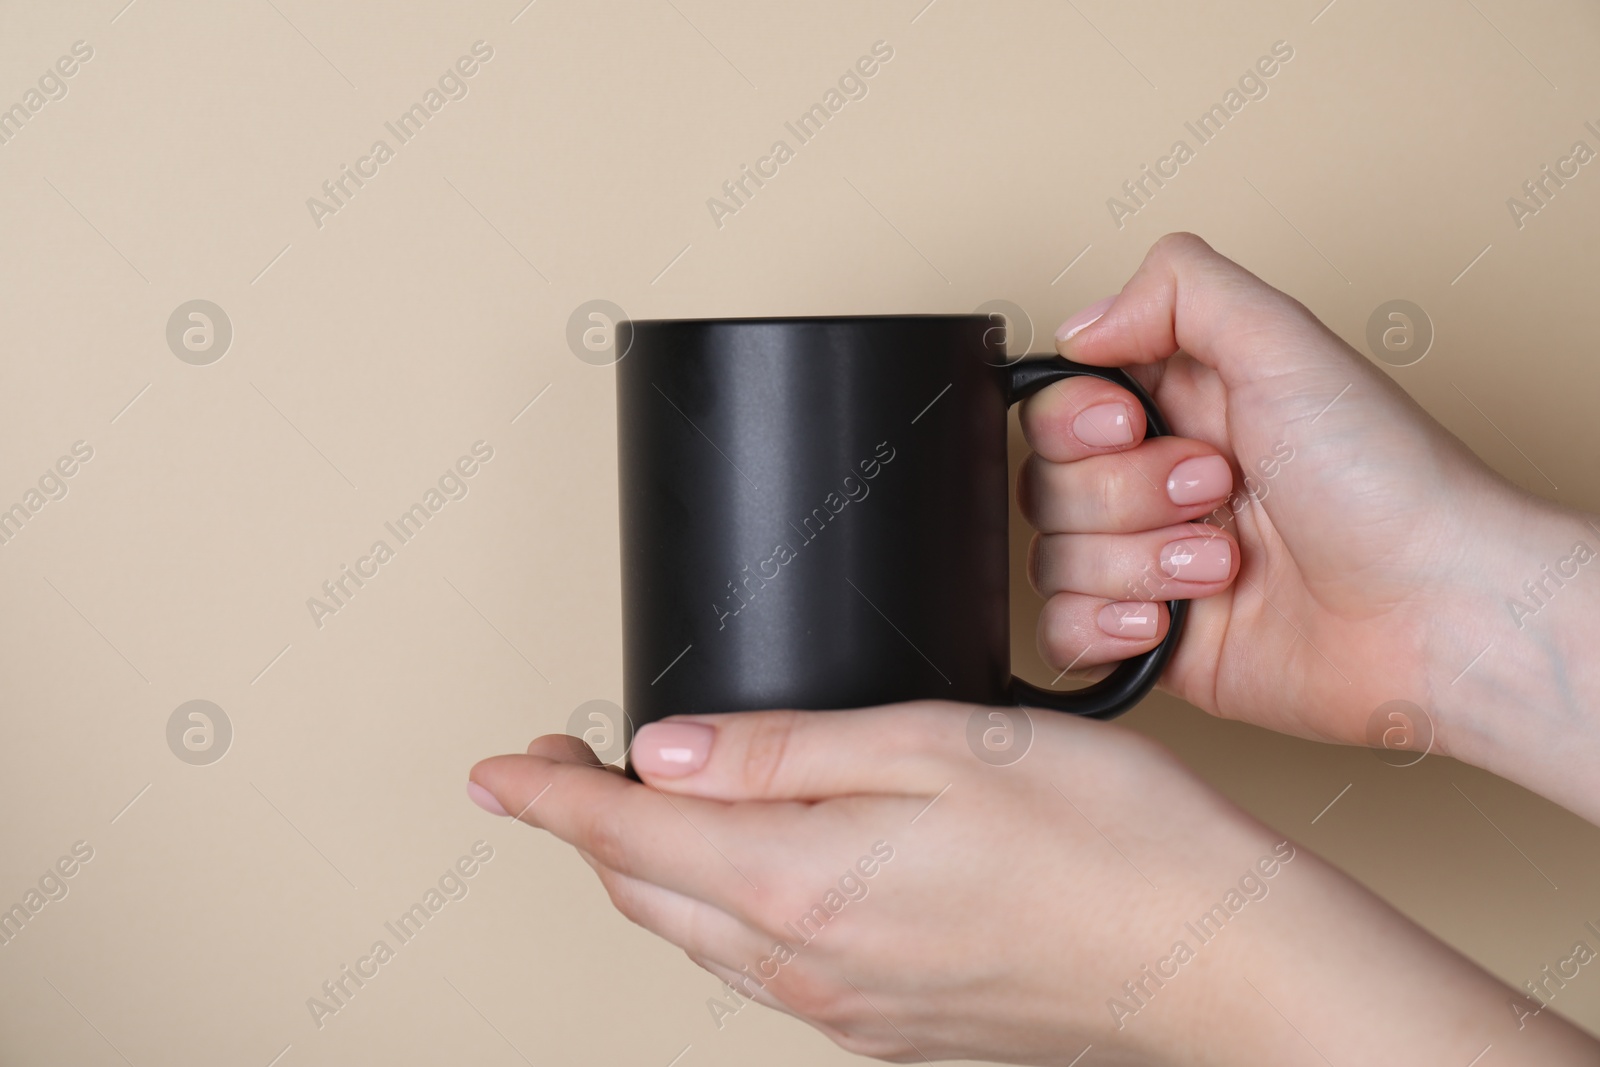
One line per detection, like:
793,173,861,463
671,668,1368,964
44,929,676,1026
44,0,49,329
1145,836,1599,1065
1427,494,1600,822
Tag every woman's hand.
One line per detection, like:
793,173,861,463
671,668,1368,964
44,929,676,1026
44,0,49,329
1025,233,1600,820
469,704,1598,1065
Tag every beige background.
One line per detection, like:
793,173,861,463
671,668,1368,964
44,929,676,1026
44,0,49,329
3,0,1599,1063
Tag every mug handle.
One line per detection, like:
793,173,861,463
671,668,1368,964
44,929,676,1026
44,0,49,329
1005,355,1190,720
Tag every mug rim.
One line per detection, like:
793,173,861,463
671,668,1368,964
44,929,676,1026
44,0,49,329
620,313,989,329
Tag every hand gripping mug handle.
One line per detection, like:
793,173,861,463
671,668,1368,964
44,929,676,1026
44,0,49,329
1005,356,1189,720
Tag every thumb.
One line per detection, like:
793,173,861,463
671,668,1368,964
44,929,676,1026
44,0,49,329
629,704,961,801
1057,231,1365,391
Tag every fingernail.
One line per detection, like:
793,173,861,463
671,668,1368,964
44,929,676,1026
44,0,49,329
1160,536,1231,582
1055,295,1116,342
1099,601,1158,639
467,780,508,817
1072,403,1134,447
1166,455,1232,506
632,722,714,778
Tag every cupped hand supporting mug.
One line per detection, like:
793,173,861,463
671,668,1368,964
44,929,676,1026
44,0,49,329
469,233,1600,1064
471,707,1596,1065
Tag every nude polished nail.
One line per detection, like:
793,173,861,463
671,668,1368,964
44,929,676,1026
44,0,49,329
631,722,714,778
1166,455,1232,506
1098,601,1158,639
1073,403,1135,447
1055,295,1117,342
467,780,509,816
1160,536,1231,582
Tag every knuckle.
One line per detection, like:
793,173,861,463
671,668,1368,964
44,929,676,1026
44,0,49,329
738,710,801,794
823,1013,913,1061
747,883,823,941
1155,230,1210,258
832,1028,901,1060
1097,461,1136,529
768,965,852,1026
581,806,633,875
887,701,965,760
597,869,647,926
1037,598,1086,669
1277,293,1327,338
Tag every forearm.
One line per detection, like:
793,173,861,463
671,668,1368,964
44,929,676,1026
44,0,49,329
1429,496,1600,823
1150,841,1598,1065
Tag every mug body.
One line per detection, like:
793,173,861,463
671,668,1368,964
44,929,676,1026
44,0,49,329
615,315,1012,732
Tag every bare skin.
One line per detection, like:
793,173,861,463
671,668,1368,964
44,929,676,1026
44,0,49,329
470,233,1600,1064
1021,232,1600,822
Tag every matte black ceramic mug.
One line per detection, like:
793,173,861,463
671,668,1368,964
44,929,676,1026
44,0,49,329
614,315,1186,744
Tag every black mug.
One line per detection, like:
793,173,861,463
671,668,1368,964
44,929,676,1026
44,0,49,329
613,315,1186,747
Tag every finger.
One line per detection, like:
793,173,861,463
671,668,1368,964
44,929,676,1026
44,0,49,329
526,734,630,779
1029,523,1238,601
628,705,964,801
1018,438,1234,534
1018,374,1148,463
576,851,772,967
690,953,797,1017
528,733,604,763
1038,594,1170,671
1054,231,1364,388
469,747,755,913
